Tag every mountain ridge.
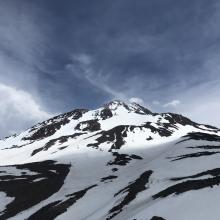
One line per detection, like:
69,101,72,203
0,100,220,220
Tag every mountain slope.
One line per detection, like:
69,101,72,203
0,100,220,220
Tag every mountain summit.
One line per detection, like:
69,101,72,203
0,101,220,220
104,100,152,114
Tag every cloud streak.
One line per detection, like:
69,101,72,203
163,100,181,108
66,53,128,101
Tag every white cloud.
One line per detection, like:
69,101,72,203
0,83,52,137
163,100,180,108
129,97,145,105
0,3,55,138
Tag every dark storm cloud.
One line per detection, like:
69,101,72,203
0,0,220,137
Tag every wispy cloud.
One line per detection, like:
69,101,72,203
66,53,128,101
163,100,181,108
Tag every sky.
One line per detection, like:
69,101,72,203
0,0,220,137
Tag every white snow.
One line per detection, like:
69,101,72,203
0,101,220,220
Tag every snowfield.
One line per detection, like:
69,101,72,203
0,100,220,220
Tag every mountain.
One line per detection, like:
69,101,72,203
0,100,220,220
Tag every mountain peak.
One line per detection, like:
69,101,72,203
104,100,128,110
104,100,152,115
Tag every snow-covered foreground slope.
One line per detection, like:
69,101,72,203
0,100,220,220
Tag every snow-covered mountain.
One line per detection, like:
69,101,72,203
0,100,220,220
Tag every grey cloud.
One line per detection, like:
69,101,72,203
0,0,220,137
